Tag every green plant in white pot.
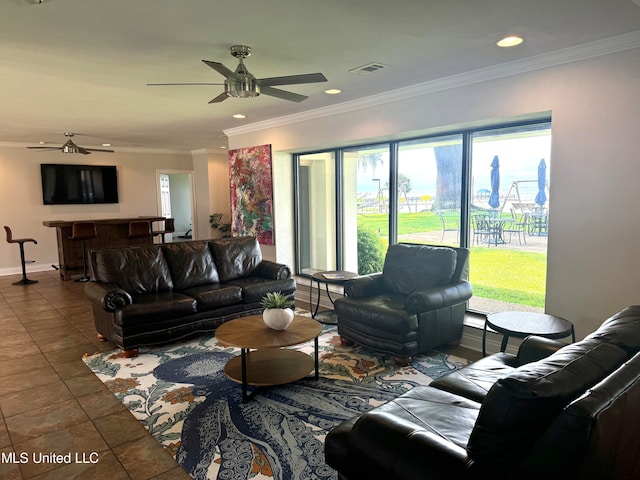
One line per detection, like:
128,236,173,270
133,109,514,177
261,291,295,330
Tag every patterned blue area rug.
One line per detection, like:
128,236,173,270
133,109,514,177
83,322,468,480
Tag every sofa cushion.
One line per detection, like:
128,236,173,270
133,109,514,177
343,386,479,479
115,292,197,326
94,245,173,294
382,244,456,295
225,277,296,304
515,351,640,479
210,237,262,282
467,338,628,468
430,353,519,403
181,284,243,311
161,241,220,291
585,305,640,356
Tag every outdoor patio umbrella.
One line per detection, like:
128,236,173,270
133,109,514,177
488,155,500,209
535,158,547,206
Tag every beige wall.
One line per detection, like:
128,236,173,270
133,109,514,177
0,148,193,273
226,47,640,339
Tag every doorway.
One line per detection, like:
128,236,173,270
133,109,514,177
155,169,196,241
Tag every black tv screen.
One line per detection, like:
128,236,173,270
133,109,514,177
41,164,119,205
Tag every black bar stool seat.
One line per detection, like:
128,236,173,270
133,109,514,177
4,226,38,285
127,221,151,244
69,222,97,282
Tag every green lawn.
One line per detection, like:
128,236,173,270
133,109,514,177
357,212,546,308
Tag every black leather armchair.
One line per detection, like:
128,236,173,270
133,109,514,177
334,243,472,365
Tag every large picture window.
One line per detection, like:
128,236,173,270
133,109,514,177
294,118,551,313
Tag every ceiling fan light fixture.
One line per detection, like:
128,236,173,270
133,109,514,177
62,141,80,154
225,78,260,98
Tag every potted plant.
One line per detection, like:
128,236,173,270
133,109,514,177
209,213,231,236
261,291,295,330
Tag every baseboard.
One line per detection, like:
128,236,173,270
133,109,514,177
0,263,57,277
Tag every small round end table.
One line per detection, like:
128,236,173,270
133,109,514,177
309,270,359,324
483,311,575,357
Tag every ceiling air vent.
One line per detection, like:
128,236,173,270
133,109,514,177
349,62,389,75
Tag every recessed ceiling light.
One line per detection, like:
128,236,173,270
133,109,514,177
497,35,524,47
232,114,246,119
219,146,228,149
39,141,46,145
325,88,342,95
102,143,112,147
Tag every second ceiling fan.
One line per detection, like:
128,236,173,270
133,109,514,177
148,45,327,103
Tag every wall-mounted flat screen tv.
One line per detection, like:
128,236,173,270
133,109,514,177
41,164,119,205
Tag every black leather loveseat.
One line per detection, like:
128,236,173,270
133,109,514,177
84,236,295,356
326,306,640,479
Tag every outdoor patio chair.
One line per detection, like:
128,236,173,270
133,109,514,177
471,214,491,245
503,208,529,245
436,210,459,243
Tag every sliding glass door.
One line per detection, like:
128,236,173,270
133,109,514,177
468,124,551,312
396,135,464,247
296,151,336,274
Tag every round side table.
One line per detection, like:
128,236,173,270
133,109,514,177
483,311,575,357
309,270,359,324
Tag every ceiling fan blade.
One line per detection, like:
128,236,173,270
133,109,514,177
26,146,61,151
202,60,237,79
85,148,115,153
258,73,327,87
260,86,308,102
147,82,225,86
77,147,92,155
209,92,229,104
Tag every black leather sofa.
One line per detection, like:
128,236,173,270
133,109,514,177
334,244,472,365
325,306,640,479
84,236,295,356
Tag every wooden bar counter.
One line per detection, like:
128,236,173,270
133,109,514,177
43,217,164,280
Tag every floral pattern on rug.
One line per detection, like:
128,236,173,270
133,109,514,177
83,325,468,480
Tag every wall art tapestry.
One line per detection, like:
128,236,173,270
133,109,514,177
228,144,274,245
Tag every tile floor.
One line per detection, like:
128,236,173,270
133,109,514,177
0,269,481,480
0,270,190,480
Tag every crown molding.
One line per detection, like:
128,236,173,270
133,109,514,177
224,31,640,137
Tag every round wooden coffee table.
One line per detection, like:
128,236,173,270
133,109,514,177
215,314,322,402
483,311,575,356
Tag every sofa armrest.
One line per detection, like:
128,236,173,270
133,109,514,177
343,273,385,298
516,335,566,365
404,280,473,313
348,411,470,478
85,282,133,312
254,260,291,280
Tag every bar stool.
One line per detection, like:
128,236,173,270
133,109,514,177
127,220,151,245
152,218,175,243
68,222,97,282
4,226,38,285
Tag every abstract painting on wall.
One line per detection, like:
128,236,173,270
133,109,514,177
228,144,274,245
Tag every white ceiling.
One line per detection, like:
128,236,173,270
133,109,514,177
2,0,640,152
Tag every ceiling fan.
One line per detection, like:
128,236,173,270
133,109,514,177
148,45,328,103
27,133,115,154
